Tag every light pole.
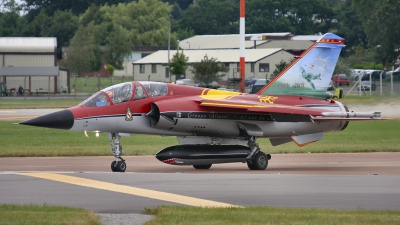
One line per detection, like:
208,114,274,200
168,14,171,82
374,45,382,96
187,41,190,49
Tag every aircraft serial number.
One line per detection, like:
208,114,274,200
279,83,305,88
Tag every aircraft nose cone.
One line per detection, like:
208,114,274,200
20,109,74,130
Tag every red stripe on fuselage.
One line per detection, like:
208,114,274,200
68,82,338,120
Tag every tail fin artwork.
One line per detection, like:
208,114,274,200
257,33,345,98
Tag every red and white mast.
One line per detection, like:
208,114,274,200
239,0,245,92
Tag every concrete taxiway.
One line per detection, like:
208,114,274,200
0,154,400,214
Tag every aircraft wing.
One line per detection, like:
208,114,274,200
198,99,381,121
199,99,332,115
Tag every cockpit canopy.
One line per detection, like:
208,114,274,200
80,81,168,107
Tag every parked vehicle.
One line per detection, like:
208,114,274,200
196,81,220,89
175,79,195,86
386,67,400,77
331,74,350,86
361,70,386,81
350,69,364,81
250,79,269,94
245,77,258,86
358,80,376,91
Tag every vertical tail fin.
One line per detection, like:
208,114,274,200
257,33,345,98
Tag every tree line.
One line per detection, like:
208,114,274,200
1,0,399,74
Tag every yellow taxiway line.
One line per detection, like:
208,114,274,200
18,173,240,208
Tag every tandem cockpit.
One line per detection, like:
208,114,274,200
80,81,169,107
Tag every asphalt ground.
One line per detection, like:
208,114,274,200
1,153,400,213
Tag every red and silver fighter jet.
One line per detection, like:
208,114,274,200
21,33,381,172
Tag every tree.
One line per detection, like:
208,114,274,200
245,0,335,34
107,63,116,84
43,10,79,59
270,60,292,79
336,0,367,56
191,55,226,85
246,0,291,33
180,0,238,35
65,0,171,73
98,23,132,70
0,11,22,36
162,0,193,10
23,0,128,18
353,0,400,67
333,57,351,77
168,50,189,80
22,9,52,37
1,0,22,13
60,23,102,76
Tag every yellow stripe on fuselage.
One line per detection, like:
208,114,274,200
200,102,269,108
199,89,242,100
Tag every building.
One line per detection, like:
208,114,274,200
0,37,69,95
132,48,295,82
179,33,320,56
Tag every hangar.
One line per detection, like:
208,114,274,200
0,37,69,96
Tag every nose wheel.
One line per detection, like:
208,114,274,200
108,133,127,172
111,159,126,172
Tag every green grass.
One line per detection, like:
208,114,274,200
2,204,399,225
0,121,178,156
143,205,400,225
0,204,101,225
1,119,399,157
0,99,82,109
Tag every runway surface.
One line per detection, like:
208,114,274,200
1,153,400,213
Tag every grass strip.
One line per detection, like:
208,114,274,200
2,204,399,225
1,119,399,157
0,204,101,225
144,205,400,225
0,99,82,109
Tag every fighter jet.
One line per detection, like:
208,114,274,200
20,33,381,172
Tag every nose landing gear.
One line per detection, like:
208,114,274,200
108,133,126,172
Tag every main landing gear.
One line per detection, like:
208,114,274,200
246,136,271,170
108,133,126,172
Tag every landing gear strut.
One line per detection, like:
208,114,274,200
108,133,126,172
245,136,271,170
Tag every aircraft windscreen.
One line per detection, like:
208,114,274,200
139,82,168,97
103,82,133,104
80,92,111,107
80,82,133,107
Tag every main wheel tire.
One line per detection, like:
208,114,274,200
111,161,126,172
248,152,268,170
247,160,257,170
111,161,117,172
193,164,212,169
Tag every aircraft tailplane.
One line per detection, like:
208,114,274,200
257,33,345,98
